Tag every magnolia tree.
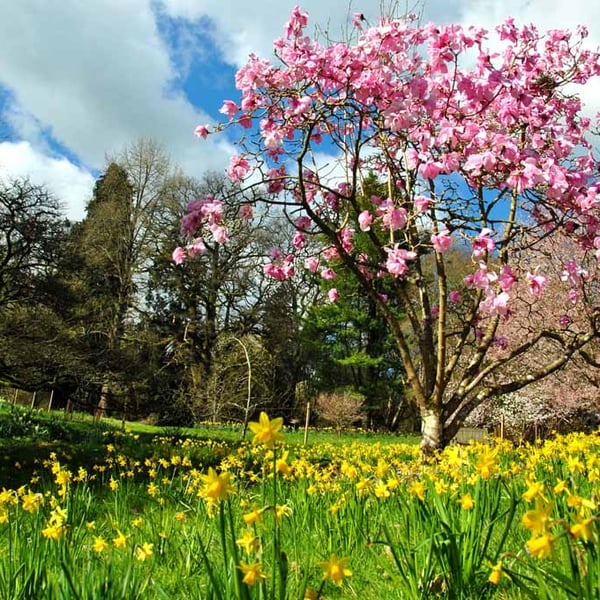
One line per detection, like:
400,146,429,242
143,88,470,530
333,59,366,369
468,234,600,437
176,7,600,451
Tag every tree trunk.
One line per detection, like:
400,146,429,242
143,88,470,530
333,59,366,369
420,408,442,454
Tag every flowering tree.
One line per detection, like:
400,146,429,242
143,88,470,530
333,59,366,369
468,234,600,438
178,7,600,451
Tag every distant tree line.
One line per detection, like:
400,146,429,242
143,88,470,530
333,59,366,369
0,139,413,431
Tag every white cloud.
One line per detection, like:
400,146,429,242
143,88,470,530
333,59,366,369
159,0,409,66
0,0,231,177
457,0,600,32
0,141,95,221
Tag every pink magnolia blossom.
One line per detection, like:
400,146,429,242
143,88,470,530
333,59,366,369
449,290,462,303
172,246,186,265
226,155,251,183
418,160,443,179
464,263,497,290
358,210,373,231
494,335,508,350
327,288,339,303
322,246,339,261
264,254,294,280
188,239,206,256
295,216,311,230
379,200,407,231
285,5,308,38
431,229,452,253
199,198,223,225
194,125,209,139
526,271,547,297
560,260,587,287
210,224,229,244
352,13,365,28
339,228,354,253
414,195,432,212
498,265,516,292
385,245,417,278
238,204,253,220
270,247,283,261
480,289,510,316
321,267,337,280
304,256,319,272
472,228,496,257
292,231,305,249
559,315,573,328
219,100,239,120
267,166,287,193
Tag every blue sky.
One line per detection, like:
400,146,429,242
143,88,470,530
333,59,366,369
0,0,599,221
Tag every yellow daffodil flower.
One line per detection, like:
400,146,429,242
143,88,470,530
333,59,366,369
248,412,285,448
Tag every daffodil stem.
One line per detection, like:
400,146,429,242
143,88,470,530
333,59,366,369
219,502,228,575
271,445,278,600
227,500,250,600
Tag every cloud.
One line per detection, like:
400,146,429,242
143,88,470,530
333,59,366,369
0,141,96,221
159,0,415,66
0,0,231,176
457,0,600,31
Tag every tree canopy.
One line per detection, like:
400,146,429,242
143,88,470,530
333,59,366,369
179,8,600,450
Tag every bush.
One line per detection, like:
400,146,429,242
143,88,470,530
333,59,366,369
315,389,366,432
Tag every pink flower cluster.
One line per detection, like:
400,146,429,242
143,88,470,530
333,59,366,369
182,5,600,314
264,247,295,280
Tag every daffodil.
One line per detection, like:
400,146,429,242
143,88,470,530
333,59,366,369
42,523,67,540
92,536,108,553
135,542,154,561
526,533,554,559
239,560,268,586
488,562,506,585
459,493,474,510
198,468,234,505
408,479,426,501
319,554,352,586
522,499,553,536
21,490,44,513
112,529,129,549
236,529,261,555
243,505,263,526
248,412,285,448
522,479,545,502
570,514,595,542
276,451,291,475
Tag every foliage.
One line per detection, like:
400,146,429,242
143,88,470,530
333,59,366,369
0,177,67,307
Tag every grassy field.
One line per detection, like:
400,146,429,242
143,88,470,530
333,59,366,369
1,401,599,599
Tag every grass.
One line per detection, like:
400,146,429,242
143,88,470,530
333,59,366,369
0,402,417,488
1,401,600,599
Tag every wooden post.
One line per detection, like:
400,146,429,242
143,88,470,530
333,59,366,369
500,412,505,440
303,402,311,447
47,389,54,412
30,391,37,410
12,388,18,405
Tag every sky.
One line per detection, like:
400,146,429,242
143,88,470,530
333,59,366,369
0,0,599,221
